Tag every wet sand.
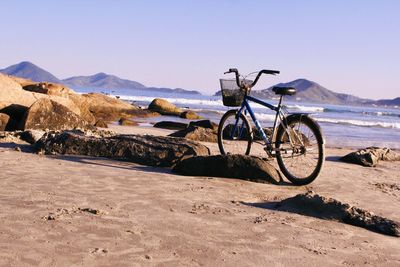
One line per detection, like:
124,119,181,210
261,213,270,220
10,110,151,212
0,125,399,266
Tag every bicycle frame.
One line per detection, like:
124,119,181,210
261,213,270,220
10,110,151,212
235,94,286,147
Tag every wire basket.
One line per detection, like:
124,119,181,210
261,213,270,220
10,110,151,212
219,79,253,107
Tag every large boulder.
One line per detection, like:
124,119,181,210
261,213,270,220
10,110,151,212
148,98,182,116
0,113,10,131
340,147,400,167
36,131,211,167
21,98,92,131
173,154,282,184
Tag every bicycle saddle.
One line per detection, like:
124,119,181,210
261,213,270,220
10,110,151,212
272,86,296,96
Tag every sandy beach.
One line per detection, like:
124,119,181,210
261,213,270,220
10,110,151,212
0,125,399,266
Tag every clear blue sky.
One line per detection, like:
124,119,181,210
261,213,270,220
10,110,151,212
1,0,399,99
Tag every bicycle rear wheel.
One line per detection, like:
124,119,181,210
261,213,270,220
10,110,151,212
275,114,325,185
218,110,252,155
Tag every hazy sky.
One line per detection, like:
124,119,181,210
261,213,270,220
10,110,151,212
1,0,399,99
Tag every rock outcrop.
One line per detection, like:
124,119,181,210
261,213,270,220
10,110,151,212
36,131,211,167
0,73,157,129
340,147,400,167
21,98,92,131
275,191,400,237
173,154,281,184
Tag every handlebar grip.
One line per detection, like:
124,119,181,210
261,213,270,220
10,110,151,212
224,68,238,75
261,69,280,75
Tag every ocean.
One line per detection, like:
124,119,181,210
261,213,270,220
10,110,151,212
77,88,400,149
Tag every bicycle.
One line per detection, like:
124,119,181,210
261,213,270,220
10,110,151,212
217,68,325,185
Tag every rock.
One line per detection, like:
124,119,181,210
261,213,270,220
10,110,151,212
94,119,108,128
173,154,282,184
169,126,217,143
188,120,218,131
275,192,400,237
21,98,92,131
148,98,182,116
36,130,210,167
153,121,188,130
180,110,202,120
75,93,155,122
119,117,138,126
340,147,400,167
0,74,86,129
23,82,74,97
18,130,46,144
0,113,10,131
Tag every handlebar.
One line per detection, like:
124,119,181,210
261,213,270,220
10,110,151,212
224,68,280,89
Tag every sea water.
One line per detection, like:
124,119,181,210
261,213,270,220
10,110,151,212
77,88,400,149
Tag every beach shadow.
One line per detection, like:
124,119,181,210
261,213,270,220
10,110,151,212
325,156,342,162
0,142,35,153
50,154,174,175
241,195,400,237
241,200,338,220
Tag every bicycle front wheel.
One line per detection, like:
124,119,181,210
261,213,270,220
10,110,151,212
275,114,325,185
218,110,252,155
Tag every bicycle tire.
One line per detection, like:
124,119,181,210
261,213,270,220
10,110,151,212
218,110,252,155
275,114,325,185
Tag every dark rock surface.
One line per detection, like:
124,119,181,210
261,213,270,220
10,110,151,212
340,147,400,167
153,121,188,130
36,131,210,167
274,191,400,237
21,98,92,131
173,154,281,184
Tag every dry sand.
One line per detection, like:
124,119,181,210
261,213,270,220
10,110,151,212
0,125,399,266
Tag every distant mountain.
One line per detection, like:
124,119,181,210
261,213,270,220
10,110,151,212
369,97,400,106
252,79,370,105
62,73,146,90
216,78,371,105
0,61,61,83
0,61,202,95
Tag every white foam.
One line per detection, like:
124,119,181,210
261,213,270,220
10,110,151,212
287,105,325,112
253,113,276,122
316,117,400,129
